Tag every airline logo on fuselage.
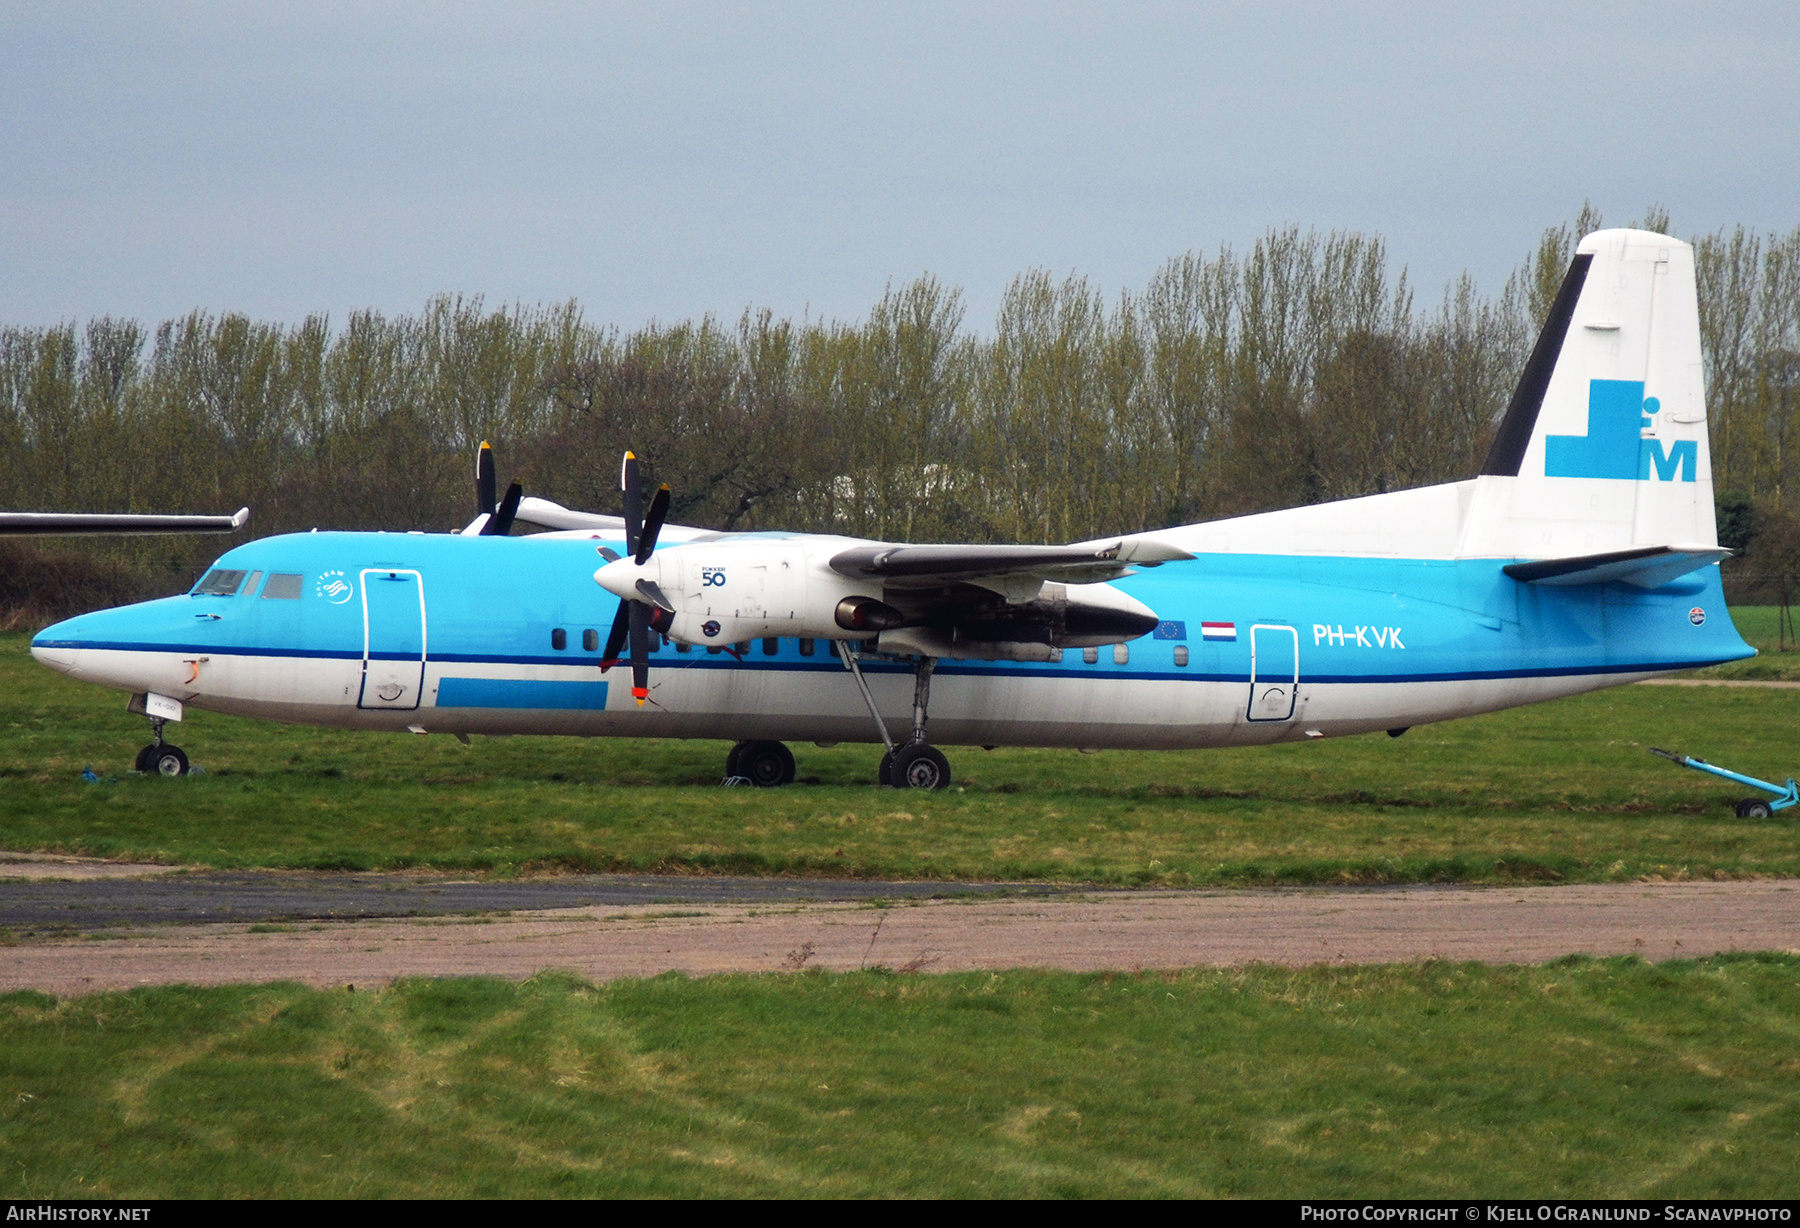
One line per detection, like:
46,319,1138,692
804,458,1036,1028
316,570,353,604
1544,379,1697,482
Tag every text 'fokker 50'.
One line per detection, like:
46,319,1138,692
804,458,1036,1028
26,230,1754,787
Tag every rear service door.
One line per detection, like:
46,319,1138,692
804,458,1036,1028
1247,624,1298,722
360,569,426,710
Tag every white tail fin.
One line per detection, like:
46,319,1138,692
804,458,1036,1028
1459,228,1715,559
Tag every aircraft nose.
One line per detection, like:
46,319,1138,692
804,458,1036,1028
30,618,87,677
29,642,79,676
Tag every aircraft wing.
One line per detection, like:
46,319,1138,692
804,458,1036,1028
829,538,1194,590
0,508,249,536
512,496,717,544
1502,544,1729,588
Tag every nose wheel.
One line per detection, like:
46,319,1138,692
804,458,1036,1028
136,743,190,777
135,717,192,777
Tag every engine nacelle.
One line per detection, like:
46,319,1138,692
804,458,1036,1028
594,537,1163,654
595,536,889,646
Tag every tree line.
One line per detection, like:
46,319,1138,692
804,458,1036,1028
2,205,1797,621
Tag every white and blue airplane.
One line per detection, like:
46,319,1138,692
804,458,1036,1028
23,229,1754,788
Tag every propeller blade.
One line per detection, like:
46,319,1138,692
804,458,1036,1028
635,484,671,564
620,452,642,557
476,441,497,517
628,601,651,706
599,599,631,670
481,481,522,536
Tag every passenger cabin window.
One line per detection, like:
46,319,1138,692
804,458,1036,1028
582,628,599,652
1082,647,1098,665
798,638,815,657
1113,643,1129,665
551,628,567,650
193,569,248,596
1173,646,1190,667
262,573,303,600
676,642,690,653
762,637,778,656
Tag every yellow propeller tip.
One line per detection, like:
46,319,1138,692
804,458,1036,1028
479,440,491,450
624,450,636,460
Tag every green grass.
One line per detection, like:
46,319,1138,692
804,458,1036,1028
1688,605,1800,680
4,630,1798,884
3,959,1798,1198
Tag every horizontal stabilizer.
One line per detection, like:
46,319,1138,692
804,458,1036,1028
1502,544,1728,588
0,507,249,536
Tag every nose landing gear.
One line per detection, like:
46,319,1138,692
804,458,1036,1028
135,718,191,777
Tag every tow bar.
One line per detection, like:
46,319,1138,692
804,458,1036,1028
1649,747,1799,819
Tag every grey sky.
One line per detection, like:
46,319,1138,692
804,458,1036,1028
2,2,1795,332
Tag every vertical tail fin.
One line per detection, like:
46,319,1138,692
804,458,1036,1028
1461,228,1715,558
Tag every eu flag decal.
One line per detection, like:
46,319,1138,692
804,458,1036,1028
1154,621,1187,640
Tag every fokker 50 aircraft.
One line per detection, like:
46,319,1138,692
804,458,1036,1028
28,229,1754,787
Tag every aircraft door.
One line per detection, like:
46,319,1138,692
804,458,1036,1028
1246,624,1298,722
359,568,426,710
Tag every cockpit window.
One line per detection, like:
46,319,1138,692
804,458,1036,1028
262,573,303,600
193,569,248,596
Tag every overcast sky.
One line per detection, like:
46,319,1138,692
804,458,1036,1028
2,2,1795,333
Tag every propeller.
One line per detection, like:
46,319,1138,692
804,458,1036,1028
476,440,497,519
599,451,674,706
470,441,524,536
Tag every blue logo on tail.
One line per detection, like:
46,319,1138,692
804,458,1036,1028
1544,379,1696,482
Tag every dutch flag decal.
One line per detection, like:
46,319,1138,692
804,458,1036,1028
1201,622,1236,641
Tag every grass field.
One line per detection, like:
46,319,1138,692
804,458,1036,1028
3,958,1797,1198
3,620,1797,885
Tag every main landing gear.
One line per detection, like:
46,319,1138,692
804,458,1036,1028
844,646,951,790
135,717,191,777
719,647,952,790
726,739,797,787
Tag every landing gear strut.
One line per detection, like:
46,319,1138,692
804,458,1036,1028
841,645,950,790
135,717,190,777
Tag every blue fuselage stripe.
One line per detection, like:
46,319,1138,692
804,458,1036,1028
437,677,609,709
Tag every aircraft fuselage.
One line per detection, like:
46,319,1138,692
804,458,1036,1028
29,530,1753,752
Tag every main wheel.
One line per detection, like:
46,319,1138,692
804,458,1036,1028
889,743,950,790
725,740,753,781
1736,797,1773,819
878,747,896,787
134,744,158,773
151,744,190,777
739,740,795,787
